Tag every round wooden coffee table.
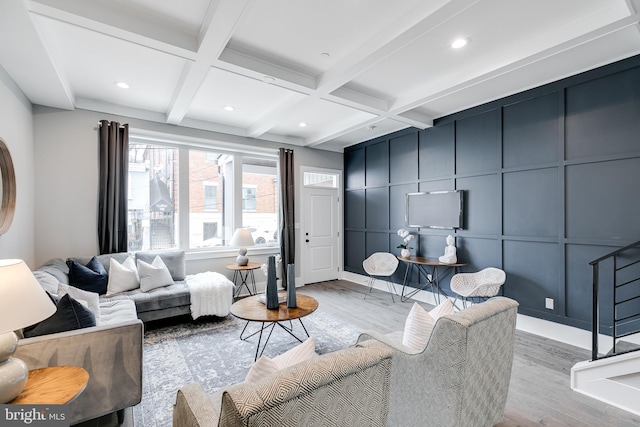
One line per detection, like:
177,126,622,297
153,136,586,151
230,293,318,360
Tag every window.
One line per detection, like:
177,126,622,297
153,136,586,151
127,144,178,251
203,183,218,211
242,186,257,211
304,171,338,188
127,137,279,252
242,158,278,245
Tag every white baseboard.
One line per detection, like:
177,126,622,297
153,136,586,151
340,271,639,352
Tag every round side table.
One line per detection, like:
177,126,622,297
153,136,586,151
9,366,89,405
226,262,261,299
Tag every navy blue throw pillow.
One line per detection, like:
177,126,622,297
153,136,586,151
23,293,96,338
67,256,108,294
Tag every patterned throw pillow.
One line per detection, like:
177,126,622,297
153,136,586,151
67,256,108,294
244,337,316,383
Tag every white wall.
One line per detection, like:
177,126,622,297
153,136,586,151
32,106,343,281
0,67,35,265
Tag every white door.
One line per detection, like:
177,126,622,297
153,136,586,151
302,170,341,284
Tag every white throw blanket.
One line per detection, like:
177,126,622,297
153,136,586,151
185,272,235,319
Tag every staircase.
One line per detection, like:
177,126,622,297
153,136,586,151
570,240,640,416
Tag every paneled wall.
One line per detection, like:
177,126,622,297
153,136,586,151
344,54,640,330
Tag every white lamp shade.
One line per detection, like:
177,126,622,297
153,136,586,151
229,228,255,248
0,259,56,335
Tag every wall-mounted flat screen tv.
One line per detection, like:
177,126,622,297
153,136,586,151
405,190,464,229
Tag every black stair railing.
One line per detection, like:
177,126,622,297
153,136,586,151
590,239,640,361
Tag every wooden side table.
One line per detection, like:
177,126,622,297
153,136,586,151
398,256,468,303
226,262,261,299
9,366,89,405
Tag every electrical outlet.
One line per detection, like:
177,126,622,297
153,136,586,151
545,298,554,310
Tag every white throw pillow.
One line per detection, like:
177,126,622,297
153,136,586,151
244,356,279,384
402,299,457,351
402,303,435,351
57,283,101,325
429,298,455,319
245,336,316,383
106,256,140,296
137,256,174,292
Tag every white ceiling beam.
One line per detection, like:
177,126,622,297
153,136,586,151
165,0,255,125
328,87,389,113
392,13,640,114
395,110,434,128
317,0,480,93
28,0,197,59
242,0,479,140
306,117,385,148
325,88,433,128
219,47,317,92
0,0,74,109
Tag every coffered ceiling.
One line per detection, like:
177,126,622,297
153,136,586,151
1,0,640,152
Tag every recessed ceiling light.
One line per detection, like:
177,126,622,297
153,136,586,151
299,122,308,127
224,105,235,111
320,52,330,58
262,76,275,84
451,38,469,49
115,81,130,89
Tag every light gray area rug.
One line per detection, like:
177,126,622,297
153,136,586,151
132,310,362,427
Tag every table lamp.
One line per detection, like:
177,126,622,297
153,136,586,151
229,228,255,266
0,259,57,403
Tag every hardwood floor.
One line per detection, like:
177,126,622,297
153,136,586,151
86,279,640,426
301,280,640,427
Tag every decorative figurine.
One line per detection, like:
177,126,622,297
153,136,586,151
439,235,457,264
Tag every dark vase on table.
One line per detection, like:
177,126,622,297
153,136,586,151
286,263,296,308
266,255,279,309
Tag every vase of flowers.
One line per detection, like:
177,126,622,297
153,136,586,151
397,228,414,258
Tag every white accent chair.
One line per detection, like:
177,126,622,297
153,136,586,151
363,252,399,302
450,267,506,307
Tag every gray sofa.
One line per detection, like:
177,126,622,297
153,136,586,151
15,249,193,425
15,299,143,425
356,297,519,427
36,249,191,322
173,345,394,427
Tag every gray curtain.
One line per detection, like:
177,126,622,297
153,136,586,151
98,120,129,254
279,148,295,288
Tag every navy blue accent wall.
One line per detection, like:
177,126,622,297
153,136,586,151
344,54,640,331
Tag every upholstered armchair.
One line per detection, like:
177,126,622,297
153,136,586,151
173,345,393,427
356,297,518,427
